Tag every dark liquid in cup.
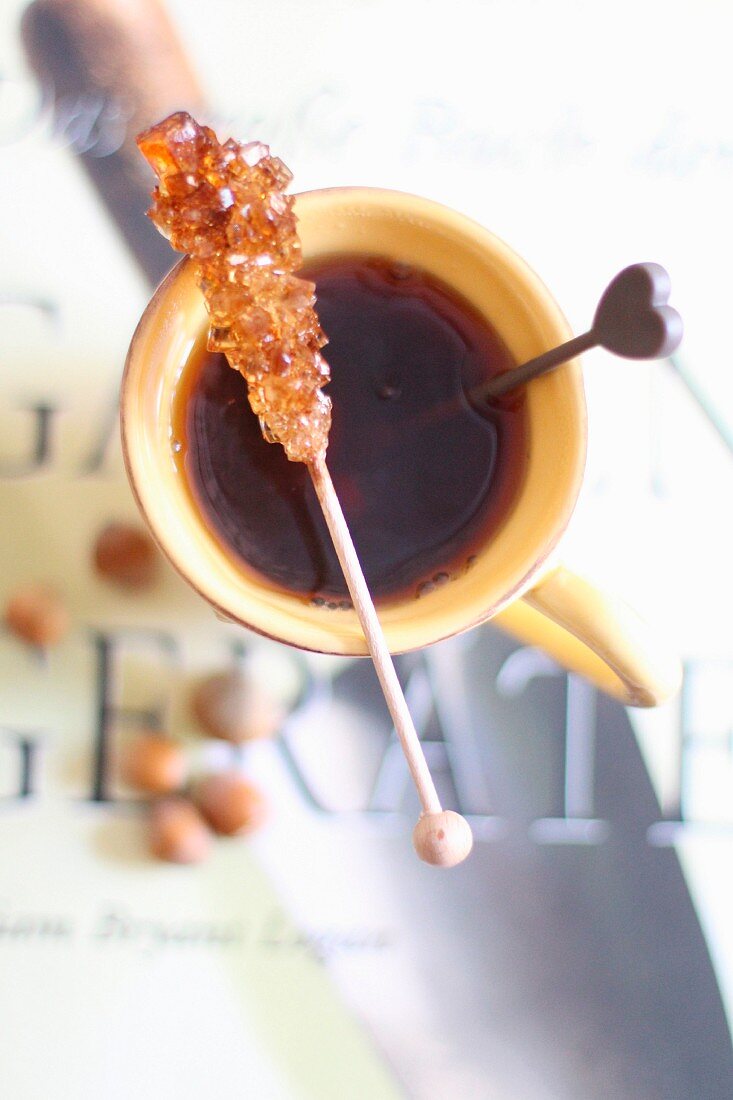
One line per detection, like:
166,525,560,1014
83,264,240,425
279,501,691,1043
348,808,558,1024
171,255,527,604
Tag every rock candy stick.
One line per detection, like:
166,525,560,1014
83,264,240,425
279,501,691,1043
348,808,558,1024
138,112,473,867
137,111,329,462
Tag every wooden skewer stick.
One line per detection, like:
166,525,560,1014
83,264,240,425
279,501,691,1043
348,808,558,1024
309,456,473,868
480,262,683,401
135,106,471,867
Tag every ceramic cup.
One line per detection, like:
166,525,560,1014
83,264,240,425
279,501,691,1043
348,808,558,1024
121,187,680,706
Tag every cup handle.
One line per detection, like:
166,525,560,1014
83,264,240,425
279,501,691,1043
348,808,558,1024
491,564,682,707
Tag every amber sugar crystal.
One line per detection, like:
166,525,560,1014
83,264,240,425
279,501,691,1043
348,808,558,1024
137,111,331,463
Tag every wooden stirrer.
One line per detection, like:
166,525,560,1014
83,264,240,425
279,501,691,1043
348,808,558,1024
309,457,473,868
480,263,683,401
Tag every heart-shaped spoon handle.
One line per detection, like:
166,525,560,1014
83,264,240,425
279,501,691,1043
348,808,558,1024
593,262,683,358
481,263,683,401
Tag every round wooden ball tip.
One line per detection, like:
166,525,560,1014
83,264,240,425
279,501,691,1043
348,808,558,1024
413,811,473,867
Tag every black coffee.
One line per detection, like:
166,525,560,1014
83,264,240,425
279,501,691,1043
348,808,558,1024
171,255,527,604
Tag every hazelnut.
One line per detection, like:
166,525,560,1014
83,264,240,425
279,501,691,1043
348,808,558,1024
191,670,283,743
149,797,211,864
120,731,186,795
4,583,69,646
194,772,268,836
94,523,158,589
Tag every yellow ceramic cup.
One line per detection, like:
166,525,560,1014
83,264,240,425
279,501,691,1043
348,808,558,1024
121,187,680,707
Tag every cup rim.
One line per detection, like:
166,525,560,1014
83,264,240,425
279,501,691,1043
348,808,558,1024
121,186,586,654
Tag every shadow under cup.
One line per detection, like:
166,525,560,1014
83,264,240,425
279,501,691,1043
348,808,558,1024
121,188,585,656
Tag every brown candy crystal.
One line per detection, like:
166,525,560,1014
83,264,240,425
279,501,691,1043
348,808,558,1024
137,112,331,464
